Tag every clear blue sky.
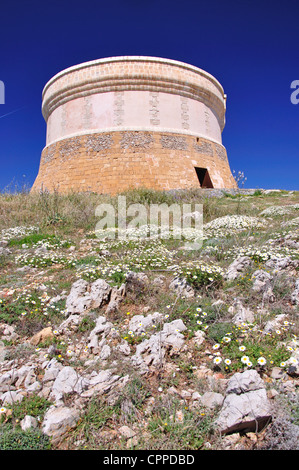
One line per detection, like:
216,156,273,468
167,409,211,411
0,0,298,191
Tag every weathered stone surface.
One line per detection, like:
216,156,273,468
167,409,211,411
252,270,272,292
125,271,149,292
42,405,80,442
225,369,265,395
87,316,113,353
228,299,255,326
169,277,195,298
105,284,126,314
50,366,89,402
216,370,272,434
199,391,224,409
131,319,187,372
263,313,287,334
21,415,38,431
216,389,271,434
291,278,299,305
128,312,163,335
42,358,63,384
80,369,122,398
225,257,252,281
0,247,11,256
29,327,54,346
65,279,90,315
0,390,24,405
89,278,112,309
65,278,112,315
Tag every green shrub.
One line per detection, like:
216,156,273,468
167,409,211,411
12,395,51,421
0,427,51,450
207,322,235,343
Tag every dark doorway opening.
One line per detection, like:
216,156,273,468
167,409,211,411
194,167,214,188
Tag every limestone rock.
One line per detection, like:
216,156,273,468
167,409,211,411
216,369,271,434
225,369,265,395
65,279,90,315
21,415,38,431
89,278,112,309
65,278,112,315
199,391,224,409
0,390,24,405
152,275,166,287
291,278,299,305
119,425,135,439
131,319,187,372
0,247,11,256
169,277,195,298
228,299,255,326
265,256,299,273
50,366,89,402
263,313,287,334
191,329,206,347
128,312,163,335
42,358,64,384
0,323,18,342
225,256,252,281
105,283,126,314
80,369,122,398
252,270,272,292
29,327,54,346
42,405,80,442
87,316,113,353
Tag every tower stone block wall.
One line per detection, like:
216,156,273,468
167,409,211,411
32,56,237,194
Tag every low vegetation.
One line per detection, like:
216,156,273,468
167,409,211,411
0,186,298,450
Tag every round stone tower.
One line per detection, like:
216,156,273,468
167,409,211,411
31,56,236,194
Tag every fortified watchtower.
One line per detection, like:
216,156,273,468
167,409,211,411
32,56,236,194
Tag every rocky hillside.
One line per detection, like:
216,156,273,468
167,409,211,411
0,187,298,450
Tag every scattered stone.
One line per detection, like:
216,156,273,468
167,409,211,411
87,316,113,353
0,247,11,256
116,340,131,356
21,415,38,431
119,425,136,439
287,363,299,378
42,358,63,384
169,277,195,298
265,256,299,273
131,319,187,373
0,323,18,342
270,367,286,380
29,327,54,346
128,312,163,335
263,314,287,335
65,278,112,315
42,405,80,443
152,275,166,287
199,391,224,409
50,366,89,403
105,284,126,315
191,329,206,347
80,369,125,398
225,256,252,281
228,299,255,325
252,270,272,292
216,370,272,435
226,369,265,395
0,390,24,405
291,278,299,305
